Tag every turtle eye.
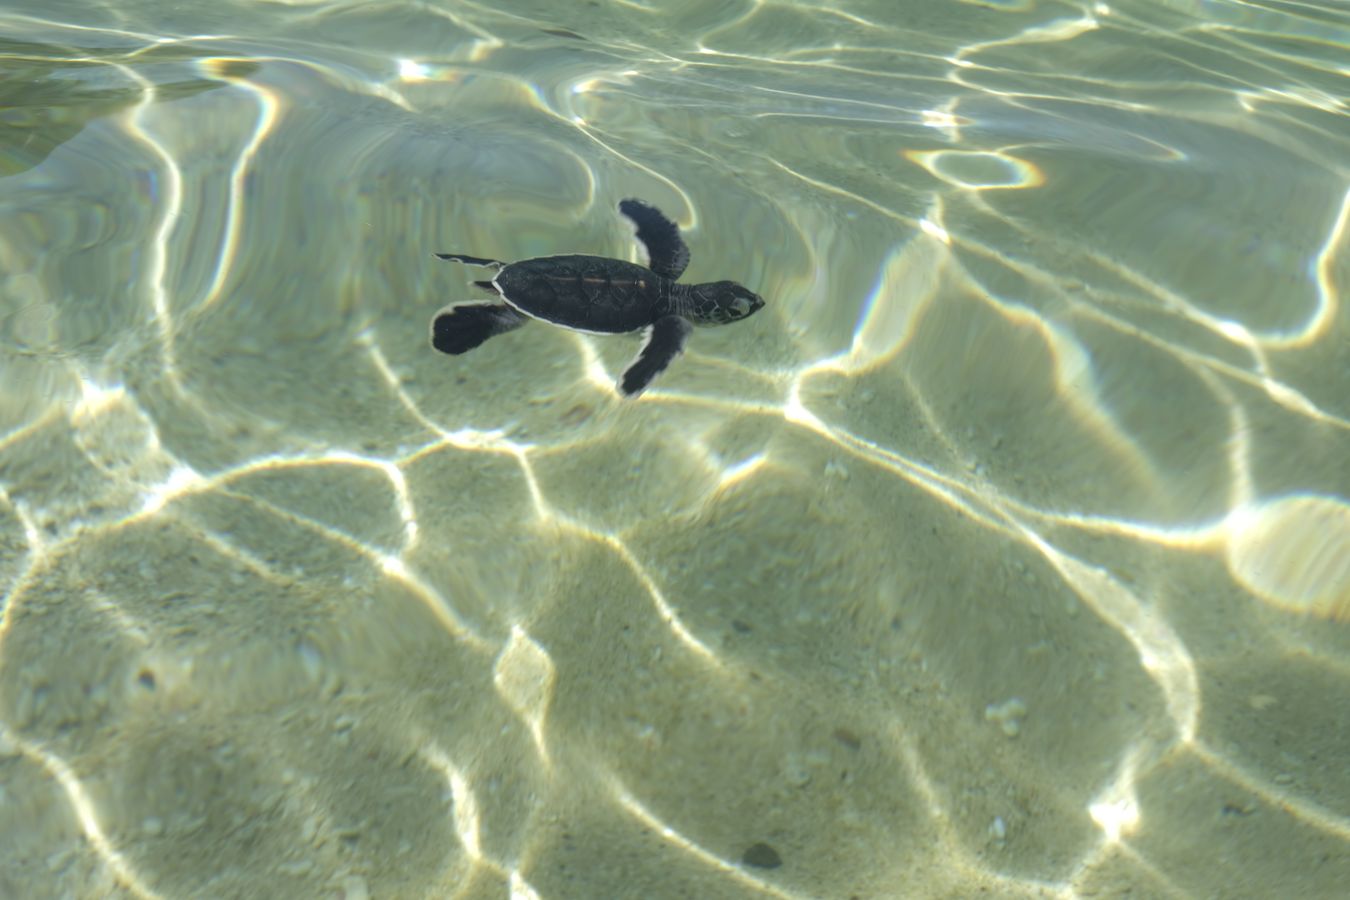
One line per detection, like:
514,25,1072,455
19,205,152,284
731,298,750,317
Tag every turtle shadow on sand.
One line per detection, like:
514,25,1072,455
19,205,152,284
429,198,765,397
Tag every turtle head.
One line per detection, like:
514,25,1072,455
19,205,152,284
687,281,765,325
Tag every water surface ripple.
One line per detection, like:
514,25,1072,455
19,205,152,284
0,1,1347,898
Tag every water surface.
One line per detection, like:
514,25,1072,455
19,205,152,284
1,1,1348,898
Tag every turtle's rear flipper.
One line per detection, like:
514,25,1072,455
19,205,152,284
434,253,505,268
620,315,692,396
431,303,527,355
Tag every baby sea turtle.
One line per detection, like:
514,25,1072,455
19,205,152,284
430,198,765,396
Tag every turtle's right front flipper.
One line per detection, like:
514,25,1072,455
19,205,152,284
431,303,527,355
434,253,506,268
620,315,692,396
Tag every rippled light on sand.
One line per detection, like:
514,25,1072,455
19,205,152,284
2,4,1347,897
1226,495,1350,621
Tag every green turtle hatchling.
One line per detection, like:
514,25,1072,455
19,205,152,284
430,198,765,396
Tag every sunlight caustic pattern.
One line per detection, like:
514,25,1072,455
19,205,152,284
1,1,1348,897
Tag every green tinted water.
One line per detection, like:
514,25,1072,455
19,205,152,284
1,1,1348,898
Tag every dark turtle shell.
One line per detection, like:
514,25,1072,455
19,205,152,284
494,255,667,334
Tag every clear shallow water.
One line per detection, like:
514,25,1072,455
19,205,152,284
1,0,1348,897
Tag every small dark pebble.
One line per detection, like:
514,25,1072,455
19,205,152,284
136,670,156,690
832,727,861,751
741,842,782,869
731,619,752,634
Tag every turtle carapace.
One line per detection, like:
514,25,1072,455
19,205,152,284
430,198,764,397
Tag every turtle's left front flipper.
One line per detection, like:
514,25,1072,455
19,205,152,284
618,199,690,281
431,302,527,355
620,315,692,396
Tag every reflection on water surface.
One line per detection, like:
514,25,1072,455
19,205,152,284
0,1,1347,897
